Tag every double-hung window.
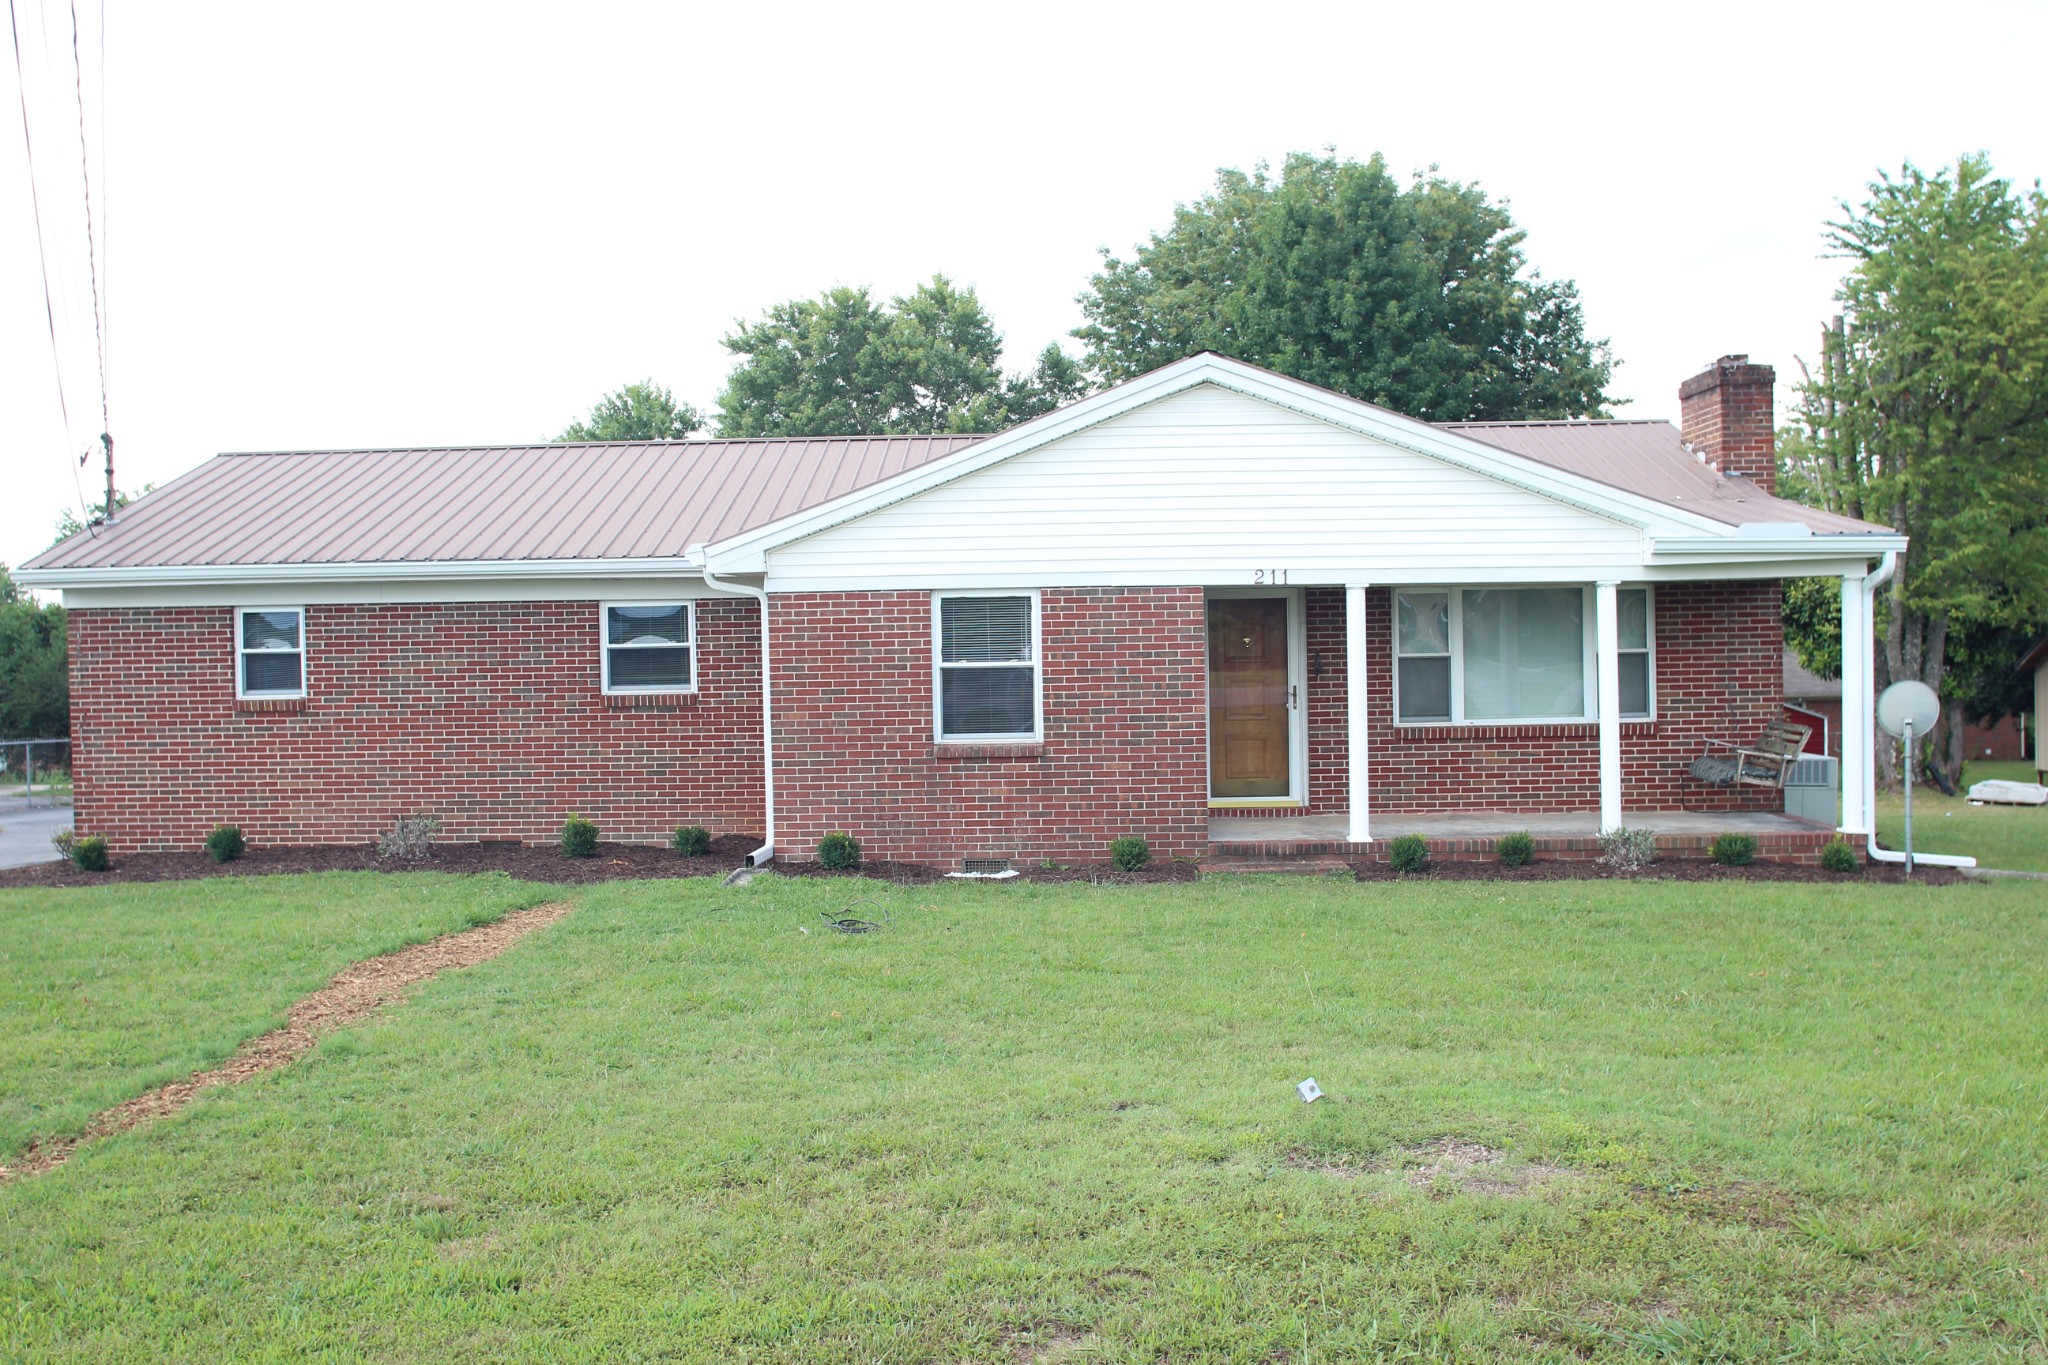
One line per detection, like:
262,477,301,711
603,603,694,693
1393,587,1654,723
935,593,1039,740
1617,587,1653,718
236,607,306,698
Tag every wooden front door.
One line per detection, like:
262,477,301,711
1208,596,1293,798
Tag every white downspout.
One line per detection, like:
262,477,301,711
1856,551,1975,868
698,560,775,868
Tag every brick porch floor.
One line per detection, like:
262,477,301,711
1208,809,1838,863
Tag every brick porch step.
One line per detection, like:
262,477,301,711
1201,855,1359,875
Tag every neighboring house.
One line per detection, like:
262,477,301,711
1781,649,1839,756
2023,639,2048,779
17,353,1906,864
1784,652,2030,763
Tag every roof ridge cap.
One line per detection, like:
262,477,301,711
218,432,995,458
1436,417,1672,428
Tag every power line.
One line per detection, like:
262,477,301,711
8,0,75,445
67,0,105,434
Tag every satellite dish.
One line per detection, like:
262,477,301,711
1877,680,1940,738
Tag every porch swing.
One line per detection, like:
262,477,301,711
1687,720,1813,789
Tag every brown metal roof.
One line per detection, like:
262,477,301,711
24,435,987,570
27,406,1893,575
1438,419,1891,533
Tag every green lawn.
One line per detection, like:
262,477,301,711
3,872,2045,1362
0,873,551,1156
1875,759,2048,873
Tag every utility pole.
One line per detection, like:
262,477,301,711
101,431,114,523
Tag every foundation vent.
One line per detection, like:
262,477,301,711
960,858,1012,875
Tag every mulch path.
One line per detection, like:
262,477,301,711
1349,858,1963,885
0,835,762,888
0,900,574,1185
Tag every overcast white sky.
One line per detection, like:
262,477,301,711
4,0,2045,574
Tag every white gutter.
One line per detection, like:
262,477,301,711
1647,531,1908,560
697,556,775,869
1855,551,1974,869
13,556,709,589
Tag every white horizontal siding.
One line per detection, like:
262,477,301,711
767,385,1646,589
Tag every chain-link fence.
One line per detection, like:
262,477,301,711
2,738,72,806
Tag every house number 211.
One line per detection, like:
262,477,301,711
1252,568,1289,585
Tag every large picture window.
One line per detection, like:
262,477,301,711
603,603,694,693
1393,587,1653,723
236,607,306,698
935,593,1039,740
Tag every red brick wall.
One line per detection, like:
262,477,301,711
1298,583,1786,815
67,599,765,851
67,580,1789,857
769,587,1209,865
1679,355,1777,493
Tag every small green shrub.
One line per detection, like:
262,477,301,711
1711,832,1758,867
70,834,109,872
1819,838,1859,874
49,829,74,857
559,815,600,858
206,824,246,863
1109,835,1150,872
670,825,712,857
817,831,860,870
1388,833,1430,874
1497,831,1536,867
1597,826,1657,871
377,815,440,861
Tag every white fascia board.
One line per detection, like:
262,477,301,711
699,355,1733,571
1648,531,1907,564
14,556,708,591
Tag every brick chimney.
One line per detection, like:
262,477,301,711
1679,354,1776,493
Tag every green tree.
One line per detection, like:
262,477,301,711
54,485,152,543
1788,155,2048,783
1073,152,1615,420
557,381,702,442
714,276,1087,437
0,564,68,738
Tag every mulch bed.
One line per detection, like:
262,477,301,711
1,836,1963,889
771,859,1204,885
0,835,763,888
1348,857,1964,885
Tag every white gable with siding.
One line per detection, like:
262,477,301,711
760,382,1649,591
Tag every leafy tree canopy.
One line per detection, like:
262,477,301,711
1073,151,1615,421
0,566,67,738
557,381,702,442
54,485,152,544
1786,154,2048,777
714,276,1088,437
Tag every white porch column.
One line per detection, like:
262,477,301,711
1838,571,1872,835
1346,584,1371,844
1595,581,1623,833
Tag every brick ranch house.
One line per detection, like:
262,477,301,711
19,353,1905,866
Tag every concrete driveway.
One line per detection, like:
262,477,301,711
0,797,72,869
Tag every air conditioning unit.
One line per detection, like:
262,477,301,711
1783,756,1838,825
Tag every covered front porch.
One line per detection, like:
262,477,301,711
1207,808,1839,863
1203,572,1886,856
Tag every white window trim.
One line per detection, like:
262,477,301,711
601,600,698,695
235,606,307,700
1618,586,1657,721
1391,585,1657,726
932,590,1043,744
